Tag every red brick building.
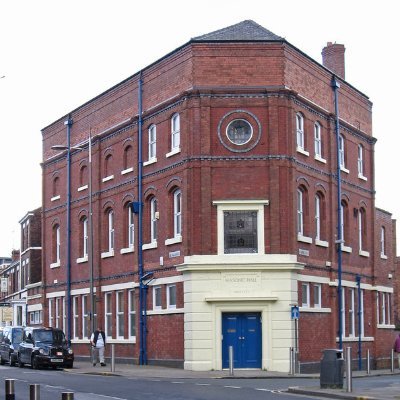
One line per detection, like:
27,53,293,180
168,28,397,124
41,20,397,371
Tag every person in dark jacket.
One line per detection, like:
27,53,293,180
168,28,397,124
90,326,106,366
393,333,400,369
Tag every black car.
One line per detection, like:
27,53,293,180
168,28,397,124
0,326,23,366
18,327,74,369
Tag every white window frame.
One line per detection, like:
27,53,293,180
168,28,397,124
128,205,134,248
296,113,305,150
348,288,355,337
301,283,310,307
341,288,346,337
171,113,180,151
108,210,114,252
83,217,88,258
150,198,157,243
359,290,364,337
297,189,304,236
148,124,156,161
174,189,182,238
315,194,321,240
167,284,177,309
213,200,268,256
128,289,136,338
381,292,386,325
153,286,162,310
105,292,112,339
380,227,387,258
116,291,124,339
358,210,363,252
55,297,60,328
73,296,79,339
49,298,53,328
314,122,322,157
357,144,364,177
339,134,346,169
340,202,345,242
313,284,321,308
82,295,88,339
56,225,61,263
387,293,391,325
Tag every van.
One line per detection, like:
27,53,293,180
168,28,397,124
0,326,24,366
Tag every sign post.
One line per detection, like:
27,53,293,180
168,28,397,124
291,305,300,373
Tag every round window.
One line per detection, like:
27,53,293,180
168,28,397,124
226,119,253,145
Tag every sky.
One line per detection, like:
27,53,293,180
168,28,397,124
0,0,399,256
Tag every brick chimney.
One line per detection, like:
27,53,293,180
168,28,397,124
11,250,20,262
322,42,346,79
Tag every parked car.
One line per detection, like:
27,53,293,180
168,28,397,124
18,327,74,369
0,326,23,366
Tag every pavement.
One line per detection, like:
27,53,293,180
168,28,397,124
64,360,400,399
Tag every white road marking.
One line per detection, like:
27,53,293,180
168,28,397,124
195,383,211,386
171,381,185,384
224,385,241,389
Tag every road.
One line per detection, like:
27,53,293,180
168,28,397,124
0,364,327,400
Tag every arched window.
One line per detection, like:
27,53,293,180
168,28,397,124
80,216,88,258
339,134,346,169
123,145,133,171
315,192,325,241
171,114,180,151
296,113,304,150
358,208,367,252
104,154,113,178
148,125,156,160
150,198,157,243
52,224,60,264
173,189,182,238
357,144,364,177
297,186,308,236
53,177,60,197
107,209,114,252
380,226,386,257
340,200,349,243
314,122,322,158
80,165,88,188
127,203,134,248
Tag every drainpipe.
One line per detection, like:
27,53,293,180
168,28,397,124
356,275,362,370
65,116,73,341
332,76,343,351
137,72,146,365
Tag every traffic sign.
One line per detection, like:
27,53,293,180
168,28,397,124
291,305,300,320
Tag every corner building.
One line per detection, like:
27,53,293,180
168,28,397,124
41,20,396,372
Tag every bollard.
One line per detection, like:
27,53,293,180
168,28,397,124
61,392,74,400
5,379,15,400
228,345,234,376
366,349,370,375
289,347,294,375
391,349,395,373
30,384,40,400
111,343,115,372
346,347,352,393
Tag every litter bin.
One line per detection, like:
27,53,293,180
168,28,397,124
320,349,344,389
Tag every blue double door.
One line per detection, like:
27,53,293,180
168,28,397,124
222,312,262,369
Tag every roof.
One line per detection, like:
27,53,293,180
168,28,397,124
192,20,284,42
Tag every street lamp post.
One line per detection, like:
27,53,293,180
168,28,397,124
65,117,73,342
52,124,95,340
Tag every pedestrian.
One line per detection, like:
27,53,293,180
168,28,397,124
393,333,400,369
90,326,106,367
